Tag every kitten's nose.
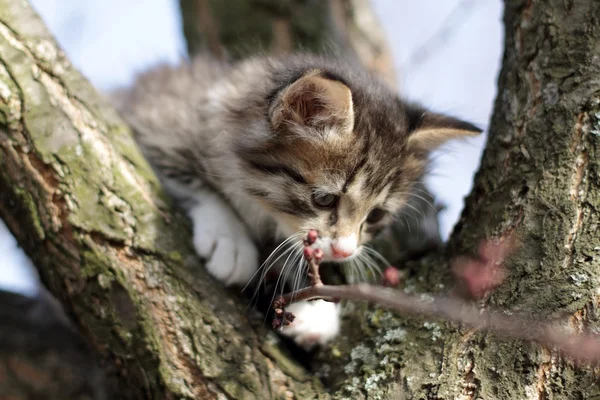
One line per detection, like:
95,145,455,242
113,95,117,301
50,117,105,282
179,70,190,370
330,237,357,259
331,245,354,258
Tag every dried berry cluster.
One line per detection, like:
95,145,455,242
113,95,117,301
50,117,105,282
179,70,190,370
271,297,295,329
302,229,323,286
272,229,322,330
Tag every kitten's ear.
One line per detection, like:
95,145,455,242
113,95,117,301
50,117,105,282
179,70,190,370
271,74,354,132
405,105,482,153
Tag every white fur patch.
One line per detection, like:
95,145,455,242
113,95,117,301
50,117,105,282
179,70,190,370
280,300,341,350
332,234,358,256
188,191,259,286
312,235,359,262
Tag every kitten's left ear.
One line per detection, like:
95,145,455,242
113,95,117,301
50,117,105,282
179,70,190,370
271,73,354,132
405,105,482,153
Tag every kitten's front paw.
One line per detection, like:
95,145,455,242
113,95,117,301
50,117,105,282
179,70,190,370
280,300,340,350
189,199,259,286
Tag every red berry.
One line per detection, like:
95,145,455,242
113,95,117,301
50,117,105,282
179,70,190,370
382,266,401,287
303,246,314,260
285,312,295,322
274,308,283,317
306,230,318,244
313,248,324,261
273,297,286,309
272,319,281,329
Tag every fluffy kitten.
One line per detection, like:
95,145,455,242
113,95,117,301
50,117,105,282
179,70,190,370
116,54,480,349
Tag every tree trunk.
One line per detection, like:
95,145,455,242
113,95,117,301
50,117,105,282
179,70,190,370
446,0,600,397
1,0,599,399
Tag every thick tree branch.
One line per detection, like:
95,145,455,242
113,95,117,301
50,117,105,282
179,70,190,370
0,2,324,398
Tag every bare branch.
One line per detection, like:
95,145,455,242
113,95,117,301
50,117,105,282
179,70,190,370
283,283,600,365
275,232,600,366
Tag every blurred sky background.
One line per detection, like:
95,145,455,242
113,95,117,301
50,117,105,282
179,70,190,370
0,0,504,295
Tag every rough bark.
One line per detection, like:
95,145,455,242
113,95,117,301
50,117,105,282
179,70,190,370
447,0,600,397
0,2,327,398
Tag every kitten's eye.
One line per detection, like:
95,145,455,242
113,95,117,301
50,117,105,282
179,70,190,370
312,193,338,209
366,208,387,223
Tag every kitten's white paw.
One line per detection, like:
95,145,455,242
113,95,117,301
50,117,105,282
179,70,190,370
280,300,340,350
189,195,259,286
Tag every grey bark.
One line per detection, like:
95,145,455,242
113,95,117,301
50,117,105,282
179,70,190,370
1,0,599,399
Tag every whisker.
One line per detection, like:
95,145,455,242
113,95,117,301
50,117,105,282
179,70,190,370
405,193,437,213
403,201,426,220
353,253,370,283
355,254,369,284
346,259,357,284
263,245,301,325
362,246,391,269
356,252,378,283
280,246,303,294
246,234,304,309
290,253,307,304
244,232,303,292
247,245,296,309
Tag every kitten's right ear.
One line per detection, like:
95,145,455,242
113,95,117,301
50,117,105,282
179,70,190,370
270,73,354,133
405,104,482,153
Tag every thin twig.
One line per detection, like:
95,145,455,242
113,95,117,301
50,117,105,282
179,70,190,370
273,231,600,365
282,283,600,364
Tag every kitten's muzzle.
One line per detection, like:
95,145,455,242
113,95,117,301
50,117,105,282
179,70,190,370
329,235,358,260
313,234,358,261
331,244,354,259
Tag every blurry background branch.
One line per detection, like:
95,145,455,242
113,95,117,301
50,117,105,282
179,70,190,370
179,0,398,89
0,288,106,399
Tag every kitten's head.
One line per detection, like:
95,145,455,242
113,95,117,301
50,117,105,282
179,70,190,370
235,64,480,262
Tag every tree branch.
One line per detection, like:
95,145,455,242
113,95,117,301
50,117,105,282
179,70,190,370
0,2,324,398
279,232,600,367
284,283,600,365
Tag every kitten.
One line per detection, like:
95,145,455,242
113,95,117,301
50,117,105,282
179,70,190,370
116,54,481,349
